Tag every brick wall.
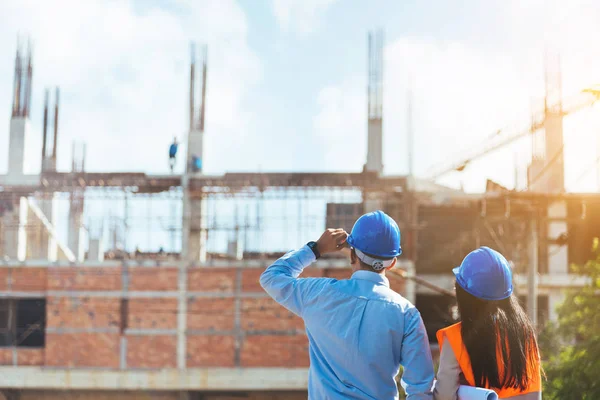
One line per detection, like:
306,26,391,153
129,267,178,291
18,391,308,400
19,392,181,400
187,335,235,367
128,298,177,329
0,263,405,369
45,333,120,368
127,335,177,368
47,297,120,329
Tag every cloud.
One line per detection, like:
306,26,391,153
311,81,366,172
0,0,262,175
272,0,338,34
312,37,538,189
312,0,600,193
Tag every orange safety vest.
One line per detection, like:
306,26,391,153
437,322,541,398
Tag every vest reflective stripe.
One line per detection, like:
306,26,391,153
437,322,541,398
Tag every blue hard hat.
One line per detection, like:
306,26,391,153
453,246,513,301
346,210,402,259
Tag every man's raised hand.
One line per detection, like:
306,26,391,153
316,229,348,255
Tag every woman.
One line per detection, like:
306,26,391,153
434,246,542,400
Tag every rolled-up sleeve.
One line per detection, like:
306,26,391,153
259,245,327,317
400,309,435,399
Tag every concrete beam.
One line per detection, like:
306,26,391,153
46,327,119,334
125,329,177,336
0,367,309,391
416,273,590,295
0,258,415,269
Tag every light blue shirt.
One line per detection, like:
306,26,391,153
260,245,435,400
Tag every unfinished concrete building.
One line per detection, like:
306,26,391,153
0,34,598,399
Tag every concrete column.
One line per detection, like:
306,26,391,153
17,197,28,261
365,118,383,175
2,197,29,261
120,264,129,370
177,260,187,370
7,118,29,179
1,199,20,260
227,228,244,260
547,201,568,275
188,195,207,263
187,129,204,175
88,238,104,262
546,201,567,324
183,123,207,263
68,191,85,262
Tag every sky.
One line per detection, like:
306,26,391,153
2,0,600,251
2,0,600,191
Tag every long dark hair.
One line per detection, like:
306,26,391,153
455,283,540,391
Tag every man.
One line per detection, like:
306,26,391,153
260,210,434,399
168,137,178,173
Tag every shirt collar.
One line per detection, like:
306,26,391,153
351,270,390,287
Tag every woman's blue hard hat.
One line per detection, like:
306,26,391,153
346,210,402,259
453,246,513,301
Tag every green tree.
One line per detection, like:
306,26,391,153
542,239,600,399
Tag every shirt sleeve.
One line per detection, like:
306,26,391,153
400,309,435,400
433,337,460,400
259,245,328,317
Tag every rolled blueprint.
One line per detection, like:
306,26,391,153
458,385,498,400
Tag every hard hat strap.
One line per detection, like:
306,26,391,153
354,248,394,271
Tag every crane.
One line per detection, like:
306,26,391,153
425,88,600,180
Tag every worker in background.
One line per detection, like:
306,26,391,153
434,247,542,400
260,211,434,399
169,137,178,173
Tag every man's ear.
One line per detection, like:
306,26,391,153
385,258,397,271
350,248,358,265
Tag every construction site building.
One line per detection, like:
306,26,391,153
0,35,597,399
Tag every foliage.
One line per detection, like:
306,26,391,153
541,238,600,400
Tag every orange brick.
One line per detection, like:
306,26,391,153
128,298,177,330
46,297,120,329
0,349,12,365
241,269,263,293
241,298,304,331
45,333,120,368
0,269,9,291
17,349,44,366
241,334,309,367
187,298,234,331
0,268,7,290
11,268,47,291
127,335,176,368
186,335,235,367
128,267,178,291
188,268,237,292
47,267,121,291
